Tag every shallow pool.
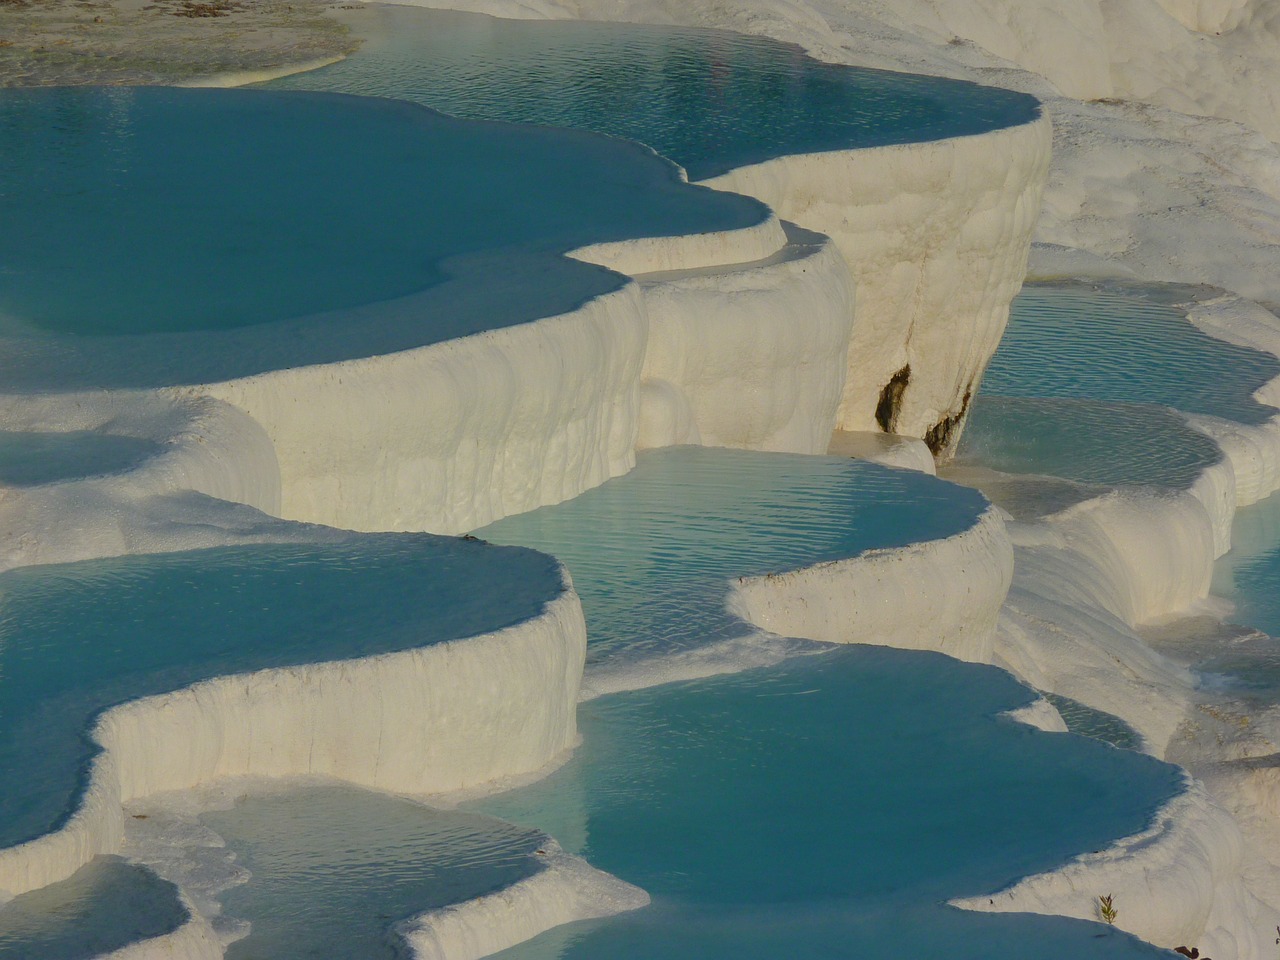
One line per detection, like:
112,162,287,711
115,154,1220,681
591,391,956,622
0,430,162,488
1189,490,1280,700
204,785,546,960
981,282,1280,425
0,858,188,960
957,281,1279,490
478,446,989,675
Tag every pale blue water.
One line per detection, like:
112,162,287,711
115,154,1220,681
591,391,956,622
982,282,1280,425
1215,490,1280,639
958,281,1280,489
470,447,1181,958
478,446,989,671
0,535,562,850
0,858,188,960
960,395,1223,490
470,648,1179,960
264,6,1041,181
203,785,546,960
0,86,762,343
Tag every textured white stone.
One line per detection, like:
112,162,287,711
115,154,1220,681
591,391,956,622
201,281,647,535
952,779,1277,958
826,429,937,473
637,224,855,454
399,843,649,960
727,503,1014,663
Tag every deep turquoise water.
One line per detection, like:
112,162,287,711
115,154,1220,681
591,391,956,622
203,785,547,960
478,446,989,672
0,86,762,344
264,5,1041,181
0,535,563,850
470,648,1179,960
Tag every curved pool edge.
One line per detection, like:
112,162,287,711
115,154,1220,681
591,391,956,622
397,842,648,960
0,565,587,903
952,776,1260,955
726,501,1013,664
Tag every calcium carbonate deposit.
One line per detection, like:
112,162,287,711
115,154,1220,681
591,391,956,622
3,0,1280,956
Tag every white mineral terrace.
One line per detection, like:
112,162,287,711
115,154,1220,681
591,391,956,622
0,24,1048,952
5,0,1280,955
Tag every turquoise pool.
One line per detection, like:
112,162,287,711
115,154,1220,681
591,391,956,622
0,86,762,345
0,535,563,851
264,5,1041,181
469,648,1178,960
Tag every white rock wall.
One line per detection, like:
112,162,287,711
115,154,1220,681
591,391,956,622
637,225,856,454
202,283,647,535
399,844,648,960
727,504,1014,663
952,779,1277,958
0,586,586,900
701,113,1052,453
569,212,788,276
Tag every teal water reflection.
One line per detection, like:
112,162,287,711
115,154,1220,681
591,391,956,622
0,86,761,341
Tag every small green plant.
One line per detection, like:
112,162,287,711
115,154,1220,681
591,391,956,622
1098,894,1118,925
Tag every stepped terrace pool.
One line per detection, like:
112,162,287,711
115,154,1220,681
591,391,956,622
123,446,1181,959
957,281,1280,490
478,446,988,678
0,534,563,853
